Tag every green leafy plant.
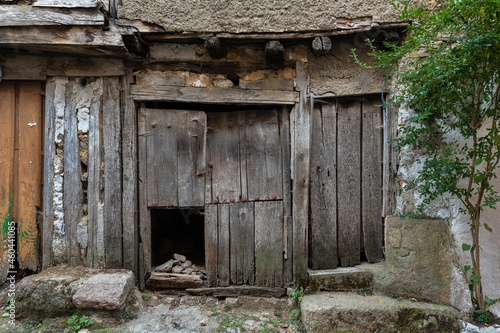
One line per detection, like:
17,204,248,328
353,0,500,311
64,315,94,333
473,309,492,324
141,292,152,301
291,286,304,305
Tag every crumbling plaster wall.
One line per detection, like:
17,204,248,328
119,0,399,33
396,105,500,316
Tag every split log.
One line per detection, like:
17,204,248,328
265,41,284,64
205,37,227,59
311,36,332,56
147,272,204,289
186,286,286,298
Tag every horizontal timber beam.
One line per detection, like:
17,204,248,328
0,6,104,26
130,85,299,105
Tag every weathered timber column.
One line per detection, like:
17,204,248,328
293,62,311,287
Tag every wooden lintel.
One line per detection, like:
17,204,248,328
0,26,128,57
186,286,287,298
33,0,99,7
0,6,104,26
47,57,125,77
130,85,299,105
1,55,47,81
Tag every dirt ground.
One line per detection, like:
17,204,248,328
0,289,306,333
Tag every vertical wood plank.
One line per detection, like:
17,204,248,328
244,110,282,201
207,112,241,203
63,81,82,266
280,107,293,284
138,105,151,288
310,103,338,269
87,80,103,268
0,83,16,281
337,100,361,267
238,112,248,202
386,103,399,216
146,109,178,207
17,83,43,271
362,98,384,262
122,70,138,273
255,201,283,287
230,201,255,285
205,204,218,287
218,203,230,286
178,111,206,207
103,77,122,268
293,62,310,286
42,80,56,270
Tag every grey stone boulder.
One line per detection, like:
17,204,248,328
73,271,135,310
301,292,462,333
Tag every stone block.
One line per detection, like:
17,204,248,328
72,271,134,310
307,267,373,292
301,292,462,333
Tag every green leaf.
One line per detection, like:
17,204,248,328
471,274,481,282
474,174,484,183
474,158,483,166
464,265,471,272
462,243,471,251
484,223,493,232
486,109,495,117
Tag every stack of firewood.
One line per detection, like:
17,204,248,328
147,253,207,289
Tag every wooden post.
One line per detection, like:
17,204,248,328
265,41,284,64
311,37,332,56
293,62,311,287
205,37,227,59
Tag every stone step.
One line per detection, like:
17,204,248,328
301,292,462,333
307,267,373,292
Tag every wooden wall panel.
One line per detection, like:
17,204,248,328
255,201,283,287
63,82,82,266
280,107,293,284
229,202,255,285
217,203,230,286
337,100,361,267
103,77,123,268
362,99,384,262
310,103,338,269
205,204,218,287
17,83,43,271
0,83,16,282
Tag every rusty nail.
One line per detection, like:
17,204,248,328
208,161,214,167
230,198,235,203
272,195,277,200
151,122,157,128
152,202,158,207
166,122,172,128
213,199,219,204
241,197,247,202
254,196,260,201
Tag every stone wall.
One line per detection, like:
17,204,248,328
119,0,399,33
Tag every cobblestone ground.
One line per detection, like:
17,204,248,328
0,291,306,333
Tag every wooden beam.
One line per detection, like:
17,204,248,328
0,27,127,57
33,0,99,7
205,37,227,59
0,6,104,26
47,57,124,77
1,55,47,81
147,272,204,289
130,85,299,105
292,62,311,287
265,41,284,64
311,37,332,56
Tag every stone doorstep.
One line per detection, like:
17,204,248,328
307,267,373,292
301,292,463,333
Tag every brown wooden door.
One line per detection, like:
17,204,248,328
0,82,44,280
310,97,384,269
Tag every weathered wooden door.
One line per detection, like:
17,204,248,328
310,97,384,269
0,82,43,281
142,108,290,287
204,110,289,287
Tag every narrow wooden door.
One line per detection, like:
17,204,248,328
310,97,384,269
0,82,43,280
